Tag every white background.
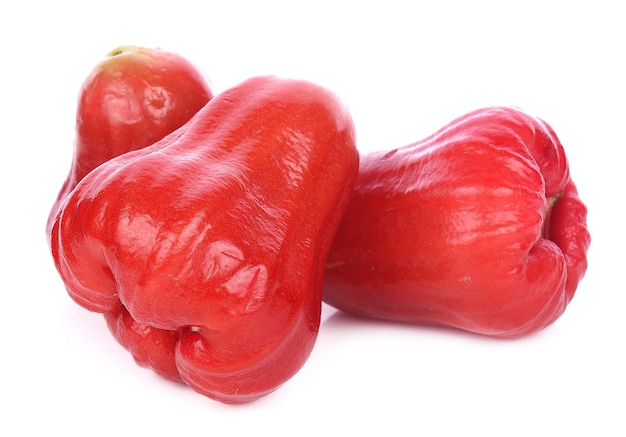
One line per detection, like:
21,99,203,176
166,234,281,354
2,1,624,435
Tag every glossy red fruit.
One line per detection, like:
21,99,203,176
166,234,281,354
324,106,590,338
47,45,213,237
